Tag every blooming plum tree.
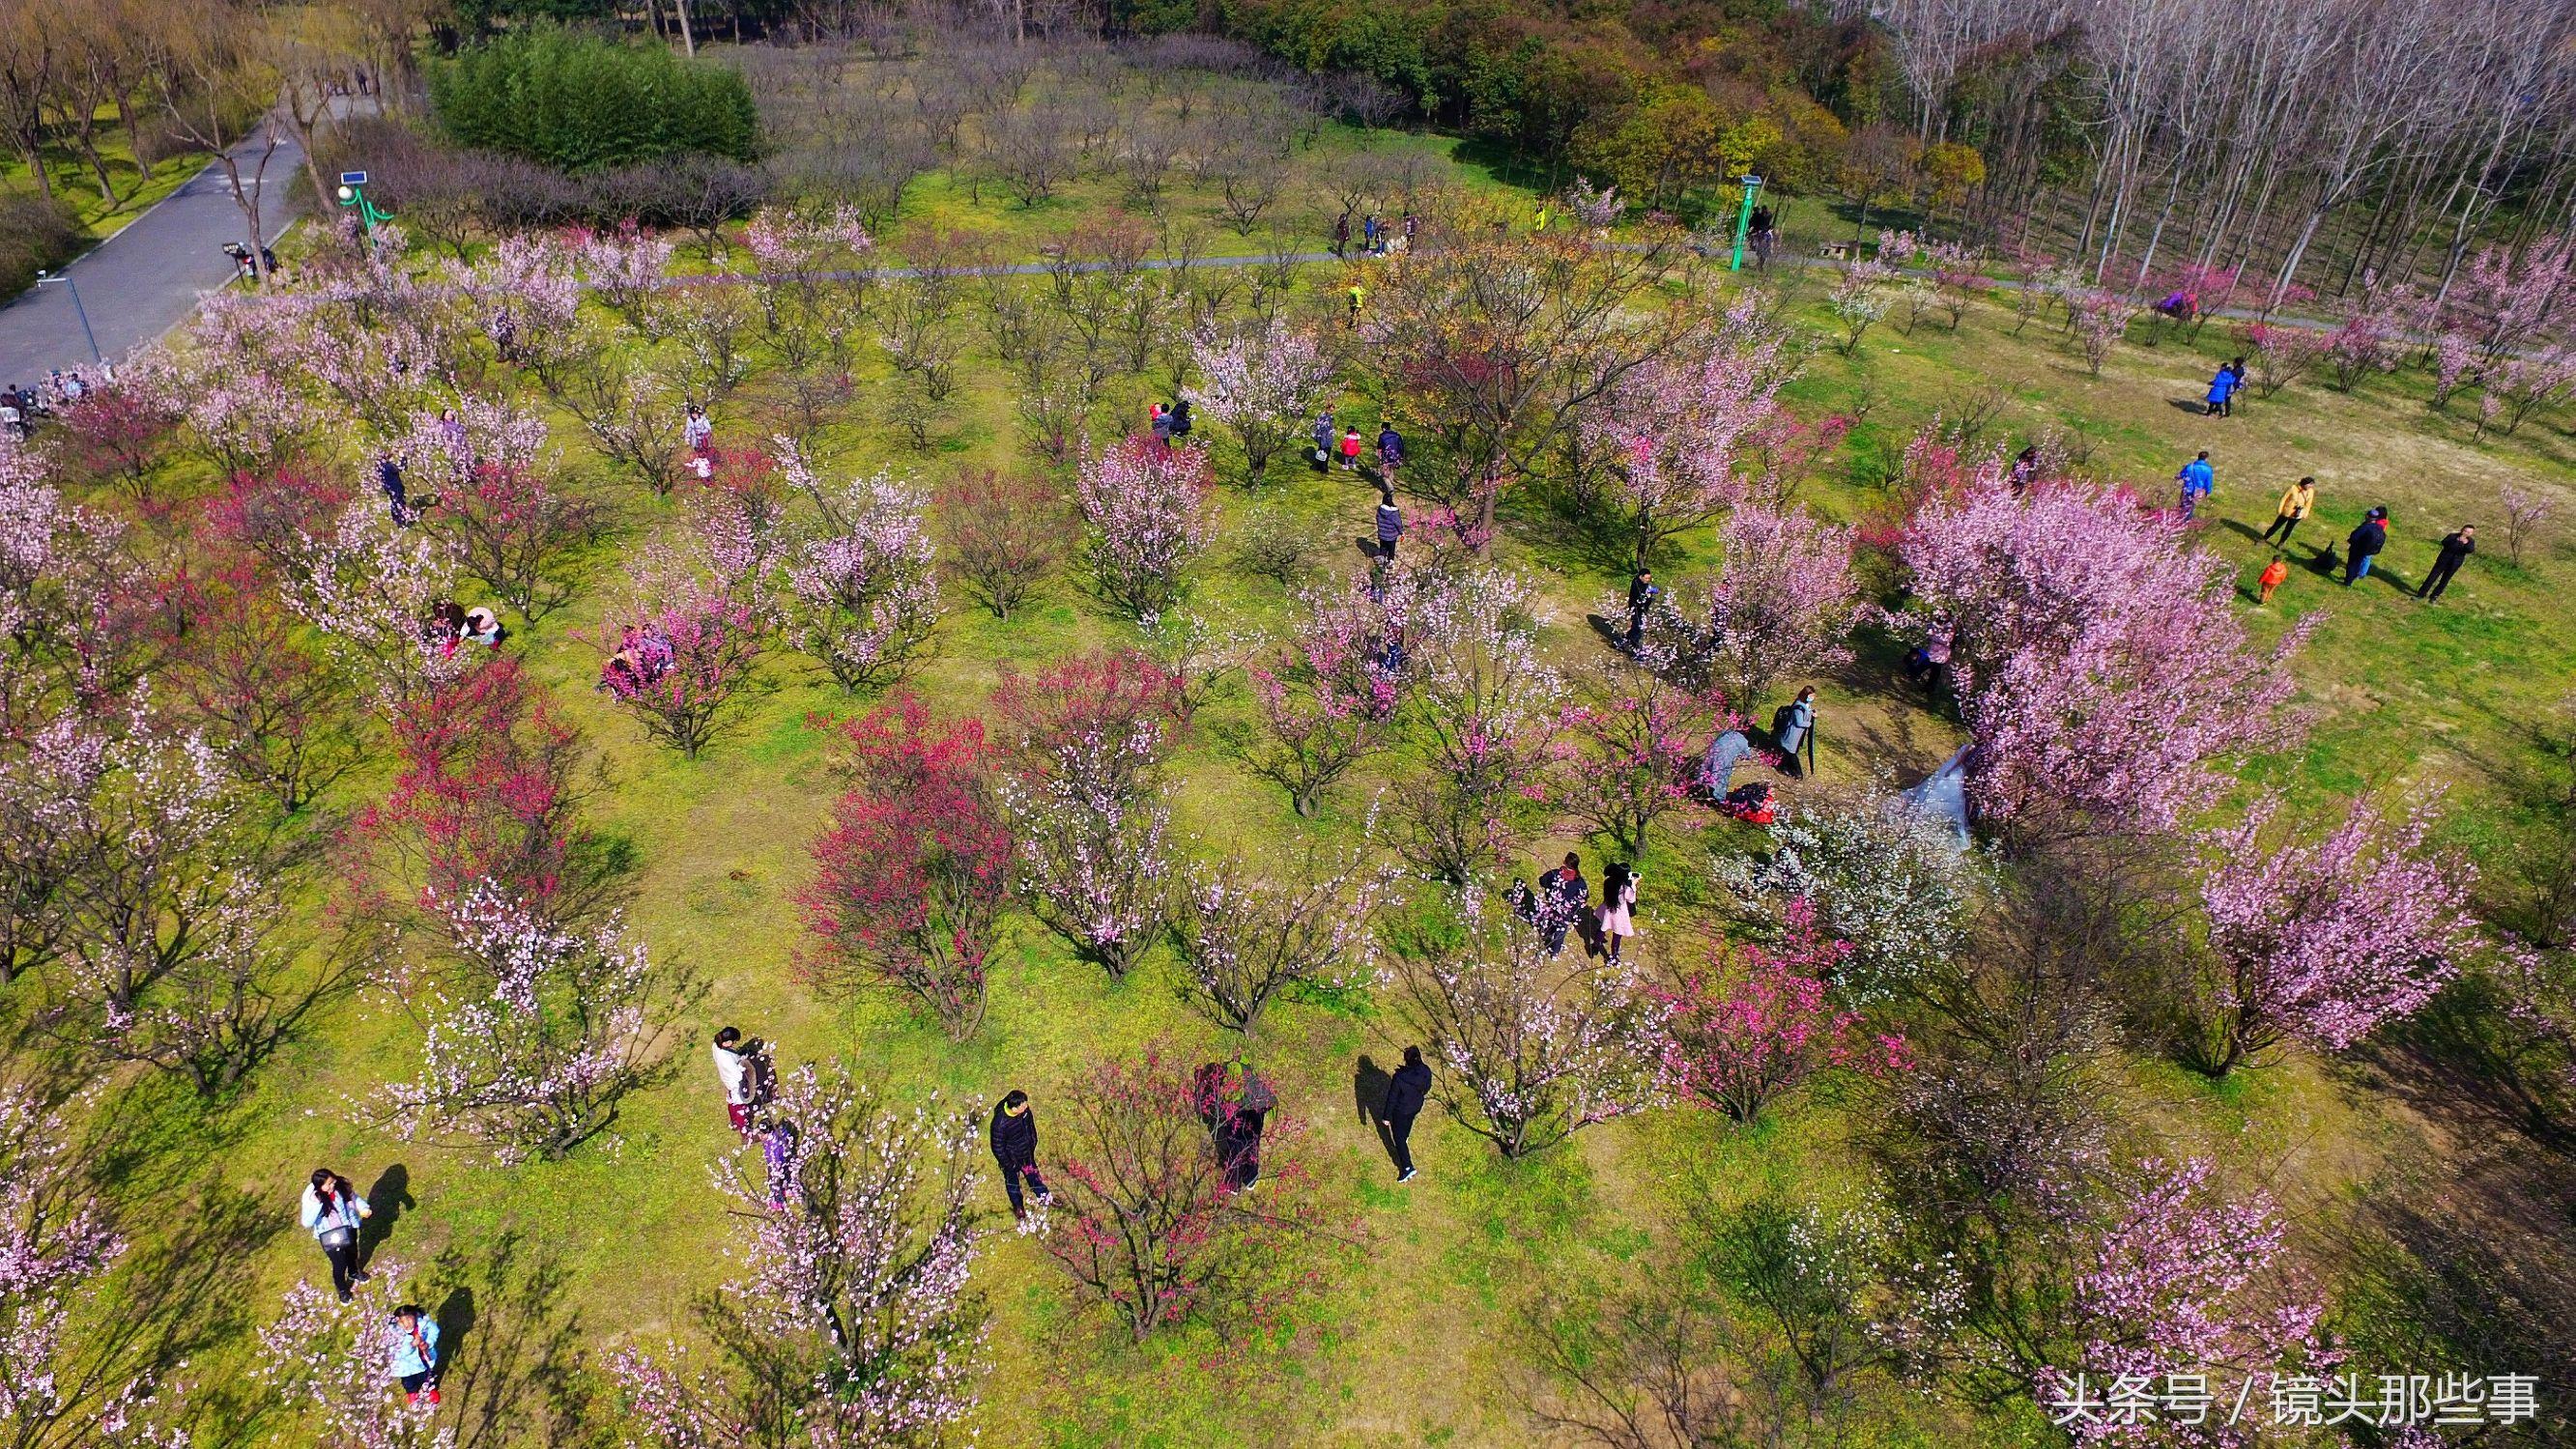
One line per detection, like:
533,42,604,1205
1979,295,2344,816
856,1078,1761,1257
1073,437,1216,623
1387,567,1576,883
1652,909,1907,1123
1558,665,1727,858
1169,844,1395,1031
1187,317,1338,481
1646,501,1859,715
937,467,1064,620
591,553,769,759
255,1264,454,1449
775,450,940,693
1237,568,1414,817
1580,300,1794,569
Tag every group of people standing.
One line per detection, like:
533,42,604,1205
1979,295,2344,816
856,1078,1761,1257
2192,454,2485,603
1509,851,1643,963
296,1169,444,1407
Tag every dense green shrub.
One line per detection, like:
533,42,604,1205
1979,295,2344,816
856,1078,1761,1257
0,188,82,300
430,29,759,172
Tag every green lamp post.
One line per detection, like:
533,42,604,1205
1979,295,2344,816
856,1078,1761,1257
1730,175,1765,272
335,170,392,239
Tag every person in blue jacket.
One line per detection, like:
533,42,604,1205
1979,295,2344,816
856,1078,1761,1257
2176,450,2216,522
2205,357,2244,416
386,1303,442,1406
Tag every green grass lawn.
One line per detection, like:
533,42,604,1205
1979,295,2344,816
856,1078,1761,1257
59,150,2576,1447
4,126,212,245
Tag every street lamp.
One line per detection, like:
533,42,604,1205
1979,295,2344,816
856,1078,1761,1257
1730,175,1765,273
32,270,102,368
335,169,392,239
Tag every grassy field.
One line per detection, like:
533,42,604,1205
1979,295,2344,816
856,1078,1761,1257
64,134,2576,1448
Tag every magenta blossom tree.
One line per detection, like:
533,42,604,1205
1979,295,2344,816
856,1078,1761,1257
379,882,695,1163
1579,299,1793,568
1073,437,1216,623
1651,906,1908,1124
1378,889,1660,1157
1559,665,1728,858
1647,501,1860,713
1237,567,1417,818
2185,791,2477,1075
1187,318,1338,481
2037,1159,2328,1449
617,1064,986,1449
776,448,941,694
592,550,770,759
1896,473,2313,847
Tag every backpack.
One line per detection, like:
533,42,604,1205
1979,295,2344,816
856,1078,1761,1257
743,1041,778,1105
1769,703,1795,739
1237,1071,1277,1114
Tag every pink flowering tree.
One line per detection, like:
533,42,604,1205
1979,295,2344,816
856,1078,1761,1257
1237,568,1415,818
468,231,583,371
775,448,941,694
2427,331,2478,411
2438,232,2573,367
1580,302,1793,569
1040,1043,1327,1342
1651,909,1907,1124
1378,889,1659,1157
2499,485,2553,568
2068,290,2133,379
2232,322,2331,399
1829,259,1897,355
1073,437,1216,623
284,499,475,717
591,551,770,759
0,1085,186,1447
1896,474,2312,847
992,649,1183,979
1646,501,1859,715
54,381,182,501
379,882,695,1163
1388,567,1577,884
2184,792,2477,1076
1925,241,1985,328
255,1264,452,1449
420,461,605,624
2324,309,2398,391
1170,843,1396,1032
617,1065,986,1449
571,219,674,331
1187,318,1338,481
797,696,1013,1040
1560,666,1729,858
2480,347,2576,436
395,393,553,495
2036,1159,2328,1448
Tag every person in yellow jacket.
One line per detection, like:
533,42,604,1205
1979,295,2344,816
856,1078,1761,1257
1347,281,1367,327
2260,475,2317,549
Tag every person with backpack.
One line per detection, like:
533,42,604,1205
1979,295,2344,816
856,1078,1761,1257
1374,489,1405,560
1624,569,1658,652
2175,451,2216,522
711,1027,759,1138
1773,687,1818,778
301,1169,374,1302
2344,507,2389,585
987,1090,1051,1225
1596,864,1640,964
1217,1065,1274,1192
379,455,412,526
2262,476,2317,549
1377,423,1404,472
1379,1046,1432,1182
1168,398,1192,439
386,1303,442,1406
1749,203,1776,270
1536,852,1589,956
1312,411,1335,471
2418,524,2476,603
683,404,713,456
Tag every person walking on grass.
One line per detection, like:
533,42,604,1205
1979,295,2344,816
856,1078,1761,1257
1380,1046,1432,1183
988,1090,1051,1226
2419,525,2476,603
711,1027,757,1138
1331,213,1350,259
1537,852,1589,956
2206,359,2244,416
2257,553,2289,607
301,1169,373,1303
1375,488,1405,561
1312,411,1335,471
1377,423,1405,473
2345,507,2389,585
1624,569,1657,652
1347,281,1367,327
2176,451,2215,522
1340,426,1363,471
387,1304,442,1407
1773,687,1818,778
1596,864,1639,964
2262,476,2317,548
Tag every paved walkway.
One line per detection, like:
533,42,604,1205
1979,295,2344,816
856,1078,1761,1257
0,127,309,387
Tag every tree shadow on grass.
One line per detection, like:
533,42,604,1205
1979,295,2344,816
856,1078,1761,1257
431,1231,596,1449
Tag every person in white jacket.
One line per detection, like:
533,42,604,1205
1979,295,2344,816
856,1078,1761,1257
301,1169,373,1302
712,1026,755,1137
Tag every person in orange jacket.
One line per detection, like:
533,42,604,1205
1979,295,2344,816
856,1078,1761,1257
2256,553,2288,606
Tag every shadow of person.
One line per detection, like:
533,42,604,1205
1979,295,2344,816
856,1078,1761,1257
436,1284,476,1367
2169,397,2213,414
2221,518,2265,545
360,1163,412,1268
1354,1055,1391,1125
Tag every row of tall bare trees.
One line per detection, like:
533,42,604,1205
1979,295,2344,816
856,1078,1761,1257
1835,0,2576,306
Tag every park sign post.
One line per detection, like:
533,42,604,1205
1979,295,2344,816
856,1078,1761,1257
1732,175,1764,271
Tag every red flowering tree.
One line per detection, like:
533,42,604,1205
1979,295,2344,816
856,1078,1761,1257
1895,474,2312,847
617,1064,987,1449
1237,569,1414,818
1041,1043,1324,1342
991,649,1183,979
798,696,1014,1039
161,555,356,811
1653,909,1908,1124
55,383,182,501
2184,792,2478,1076
202,468,351,580
938,467,1065,620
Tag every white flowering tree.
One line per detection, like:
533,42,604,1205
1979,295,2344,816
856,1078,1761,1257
775,446,941,694
1187,318,1338,481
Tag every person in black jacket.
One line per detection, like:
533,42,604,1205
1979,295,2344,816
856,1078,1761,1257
2344,507,2389,586
1379,1046,1432,1182
988,1091,1049,1222
2418,524,2476,602
1624,569,1658,652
